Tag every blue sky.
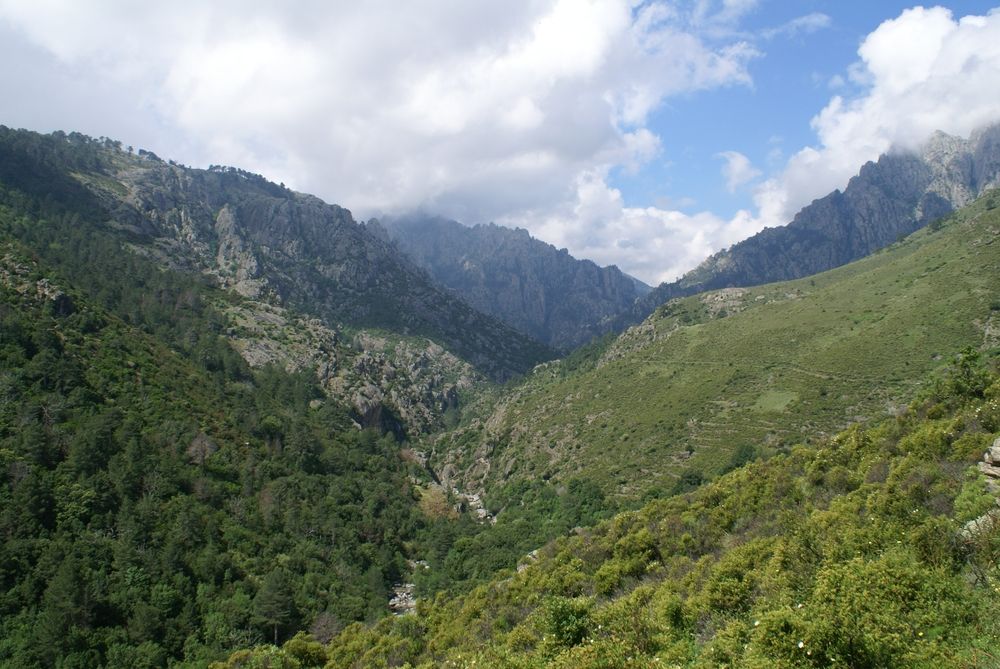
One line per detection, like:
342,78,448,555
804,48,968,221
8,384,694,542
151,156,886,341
612,0,1000,220
1,1,999,284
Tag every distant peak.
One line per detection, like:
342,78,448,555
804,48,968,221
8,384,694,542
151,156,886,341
918,129,967,164
969,120,1000,146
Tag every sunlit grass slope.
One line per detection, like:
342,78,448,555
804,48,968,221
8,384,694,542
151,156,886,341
436,191,1000,502
226,353,1000,668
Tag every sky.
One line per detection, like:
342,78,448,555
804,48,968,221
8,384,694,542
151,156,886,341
1,1,1000,285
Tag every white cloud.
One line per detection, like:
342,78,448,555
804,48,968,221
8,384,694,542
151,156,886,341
613,3,1000,286
564,3,1000,284
0,0,762,285
760,6,1000,228
717,150,761,192
827,73,846,89
688,0,761,36
761,12,831,40
4,3,996,287
515,170,760,284
0,0,755,208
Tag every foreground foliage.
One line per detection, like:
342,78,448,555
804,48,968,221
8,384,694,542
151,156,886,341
222,352,1000,668
0,200,430,666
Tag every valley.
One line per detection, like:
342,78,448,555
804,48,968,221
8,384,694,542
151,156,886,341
5,3,1000,667
430,191,1000,503
1,125,999,668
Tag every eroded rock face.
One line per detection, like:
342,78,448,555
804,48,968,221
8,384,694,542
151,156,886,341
962,438,1000,539
223,299,479,437
642,124,1000,310
0,124,545,435
82,159,552,382
0,250,75,314
378,215,649,351
214,205,266,298
979,438,1000,490
985,439,1000,464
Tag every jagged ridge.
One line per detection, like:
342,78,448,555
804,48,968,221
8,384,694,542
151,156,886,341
374,214,649,351
642,124,1000,310
0,126,554,382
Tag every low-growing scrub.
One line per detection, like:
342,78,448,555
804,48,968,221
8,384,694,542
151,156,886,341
240,353,1000,668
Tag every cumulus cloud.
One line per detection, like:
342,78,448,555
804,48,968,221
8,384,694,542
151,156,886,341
2,3,997,286
717,150,762,192
0,0,766,284
512,170,762,284
759,6,1000,228
546,3,1000,284
0,1,753,207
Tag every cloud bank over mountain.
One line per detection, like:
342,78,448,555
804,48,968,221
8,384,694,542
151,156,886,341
1,2,998,283
752,5,1000,252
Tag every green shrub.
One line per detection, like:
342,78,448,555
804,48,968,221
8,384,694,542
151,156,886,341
541,597,592,649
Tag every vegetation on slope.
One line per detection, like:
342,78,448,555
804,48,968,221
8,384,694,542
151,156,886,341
220,350,1000,668
0,125,554,383
433,190,1000,503
0,197,448,666
0,127,579,667
5,124,1000,668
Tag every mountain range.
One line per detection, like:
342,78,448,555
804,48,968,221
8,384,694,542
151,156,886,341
641,124,1000,309
2,122,1000,668
354,125,1000,352
372,214,649,351
0,126,552,385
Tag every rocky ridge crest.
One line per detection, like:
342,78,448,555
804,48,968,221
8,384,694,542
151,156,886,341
376,214,649,351
72,150,553,382
641,124,1000,310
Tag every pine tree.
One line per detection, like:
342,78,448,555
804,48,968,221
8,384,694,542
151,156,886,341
253,569,296,644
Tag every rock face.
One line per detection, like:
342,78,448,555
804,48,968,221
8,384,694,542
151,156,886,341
961,437,1000,539
978,438,1000,491
0,126,559,440
222,299,478,436
641,124,1000,310
375,215,649,351
0,248,75,313
0,127,552,382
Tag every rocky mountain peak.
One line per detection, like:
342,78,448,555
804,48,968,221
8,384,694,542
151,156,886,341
918,129,976,208
639,121,1000,311
920,129,968,164
381,213,649,350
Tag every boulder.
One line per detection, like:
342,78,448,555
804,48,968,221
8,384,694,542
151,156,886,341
978,461,1000,479
986,438,1000,465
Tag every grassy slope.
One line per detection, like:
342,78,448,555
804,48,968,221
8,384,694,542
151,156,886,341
437,193,1000,502
226,355,1000,669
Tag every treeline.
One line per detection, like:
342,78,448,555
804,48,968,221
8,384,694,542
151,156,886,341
223,349,1000,668
0,198,429,666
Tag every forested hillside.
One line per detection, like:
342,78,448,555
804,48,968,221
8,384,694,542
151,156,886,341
3,126,999,669
0,180,447,666
221,351,1000,668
